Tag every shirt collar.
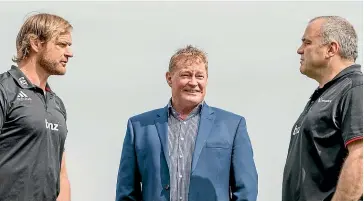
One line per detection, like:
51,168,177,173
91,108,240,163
310,64,362,100
8,65,53,92
167,98,204,120
332,64,362,80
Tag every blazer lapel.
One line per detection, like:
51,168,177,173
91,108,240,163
191,103,215,172
154,106,170,169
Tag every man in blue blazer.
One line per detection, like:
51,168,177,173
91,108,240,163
115,45,258,201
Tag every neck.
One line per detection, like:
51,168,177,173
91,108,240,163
18,58,49,91
316,60,354,88
171,99,201,120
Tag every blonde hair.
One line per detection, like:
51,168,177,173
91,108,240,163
168,45,208,73
12,13,73,63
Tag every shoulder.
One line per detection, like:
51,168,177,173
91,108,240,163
339,67,363,91
345,69,362,88
209,105,245,123
336,70,363,103
326,67,363,105
53,94,66,108
53,93,67,117
0,71,16,91
207,105,249,138
0,71,19,101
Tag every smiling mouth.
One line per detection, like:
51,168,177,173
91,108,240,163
184,90,200,93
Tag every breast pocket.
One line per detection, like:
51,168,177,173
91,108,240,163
204,124,233,149
203,139,232,173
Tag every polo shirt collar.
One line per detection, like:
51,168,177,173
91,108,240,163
9,65,53,92
332,64,361,81
311,64,361,100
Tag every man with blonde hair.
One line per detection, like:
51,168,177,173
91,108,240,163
283,16,362,201
115,45,258,201
0,13,73,201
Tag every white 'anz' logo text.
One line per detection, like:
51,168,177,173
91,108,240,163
45,119,59,131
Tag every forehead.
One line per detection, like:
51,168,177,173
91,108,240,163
57,32,72,41
175,55,205,67
48,32,72,44
303,19,323,40
175,59,206,72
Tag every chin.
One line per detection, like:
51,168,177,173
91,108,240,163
299,65,307,75
183,96,203,105
51,69,66,76
44,64,67,75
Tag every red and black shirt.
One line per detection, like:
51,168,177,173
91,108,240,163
0,65,68,201
283,64,363,201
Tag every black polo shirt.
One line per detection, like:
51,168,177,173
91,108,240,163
282,64,363,201
0,65,68,201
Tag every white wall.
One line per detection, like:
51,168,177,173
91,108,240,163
0,1,362,201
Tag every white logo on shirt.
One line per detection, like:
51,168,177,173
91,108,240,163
318,98,332,103
292,125,300,135
18,77,28,86
16,91,31,101
45,119,59,131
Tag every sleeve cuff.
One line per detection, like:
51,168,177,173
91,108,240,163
345,136,363,147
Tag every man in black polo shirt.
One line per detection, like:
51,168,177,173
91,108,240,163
282,16,363,201
0,13,73,201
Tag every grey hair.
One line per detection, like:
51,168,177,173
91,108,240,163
310,16,358,61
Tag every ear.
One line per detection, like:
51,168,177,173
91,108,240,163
29,35,44,53
326,41,339,58
165,71,172,87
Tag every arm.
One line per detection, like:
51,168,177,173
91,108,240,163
331,85,363,201
57,152,71,201
230,117,258,201
115,119,142,201
331,140,363,201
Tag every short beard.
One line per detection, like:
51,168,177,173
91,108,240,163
37,51,64,75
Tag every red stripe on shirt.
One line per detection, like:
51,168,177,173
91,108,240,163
345,136,363,147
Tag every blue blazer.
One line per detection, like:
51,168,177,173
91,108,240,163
115,103,258,201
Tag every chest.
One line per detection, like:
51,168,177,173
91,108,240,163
168,116,199,144
3,89,67,138
291,82,348,139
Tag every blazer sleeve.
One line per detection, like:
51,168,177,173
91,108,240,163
230,117,258,201
115,119,142,201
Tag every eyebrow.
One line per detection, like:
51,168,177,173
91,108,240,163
301,38,311,43
179,70,190,74
65,41,72,46
59,41,72,46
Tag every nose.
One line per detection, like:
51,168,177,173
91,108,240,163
297,45,304,55
188,76,198,86
65,47,73,58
